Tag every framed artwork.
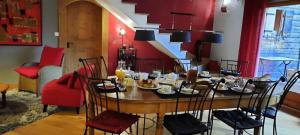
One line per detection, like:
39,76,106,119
0,0,42,46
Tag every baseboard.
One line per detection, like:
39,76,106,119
281,105,300,118
282,91,300,118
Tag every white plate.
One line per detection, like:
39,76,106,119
157,89,176,95
199,74,212,78
180,88,199,95
97,82,115,87
137,85,160,90
213,85,228,91
231,87,252,93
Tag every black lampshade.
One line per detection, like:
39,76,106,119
134,30,155,41
170,31,191,43
207,33,223,44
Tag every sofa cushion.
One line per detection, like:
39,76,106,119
42,80,83,107
57,73,72,84
39,46,64,68
15,66,40,79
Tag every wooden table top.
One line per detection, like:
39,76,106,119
102,81,254,103
0,83,9,92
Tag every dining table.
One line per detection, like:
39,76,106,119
88,76,281,135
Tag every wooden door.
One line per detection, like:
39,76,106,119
59,0,108,73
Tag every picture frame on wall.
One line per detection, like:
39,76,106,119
0,0,42,46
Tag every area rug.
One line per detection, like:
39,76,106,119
0,90,57,134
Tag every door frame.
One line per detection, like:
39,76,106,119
58,0,109,74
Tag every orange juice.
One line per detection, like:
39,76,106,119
115,69,126,80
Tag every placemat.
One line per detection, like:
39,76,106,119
153,90,202,99
214,89,253,96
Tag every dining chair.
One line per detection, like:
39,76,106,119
241,79,278,115
78,56,108,79
211,79,270,135
163,79,225,135
220,59,249,77
261,71,300,135
75,72,140,135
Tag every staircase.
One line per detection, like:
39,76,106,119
95,0,191,71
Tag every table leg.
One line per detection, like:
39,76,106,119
155,113,164,135
1,92,6,108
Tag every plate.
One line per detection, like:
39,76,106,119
137,84,160,90
180,88,199,95
97,83,114,87
213,85,228,91
231,87,252,93
199,74,212,78
157,89,176,95
159,79,175,86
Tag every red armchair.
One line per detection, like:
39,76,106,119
41,69,84,114
15,46,64,96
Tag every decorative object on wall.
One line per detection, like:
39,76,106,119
119,28,126,46
221,0,231,13
134,30,155,41
0,0,41,46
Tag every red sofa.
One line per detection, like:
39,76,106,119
15,46,64,96
42,69,84,114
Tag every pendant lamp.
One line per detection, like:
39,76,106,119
170,31,191,43
134,30,155,41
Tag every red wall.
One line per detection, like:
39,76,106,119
123,0,216,56
108,13,175,75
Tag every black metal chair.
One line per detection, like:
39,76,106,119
79,56,108,79
220,59,249,76
211,79,276,135
261,71,300,135
163,79,224,135
75,72,140,135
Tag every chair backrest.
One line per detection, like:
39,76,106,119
249,77,285,115
136,58,165,73
277,71,300,110
173,79,225,123
79,56,108,79
39,46,64,67
75,72,120,122
220,59,249,76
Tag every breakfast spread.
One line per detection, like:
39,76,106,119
137,79,158,89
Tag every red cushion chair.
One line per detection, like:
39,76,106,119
42,71,84,114
15,46,64,96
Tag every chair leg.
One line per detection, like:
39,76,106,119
209,115,214,135
262,117,266,135
238,130,243,135
84,126,87,135
43,105,48,112
143,114,146,135
136,120,139,135
76,107,80,114
273,118,278,135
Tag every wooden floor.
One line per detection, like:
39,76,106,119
4,109,300,135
